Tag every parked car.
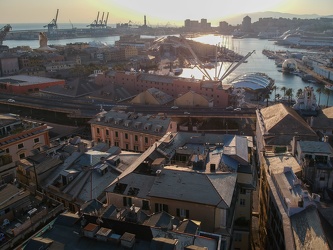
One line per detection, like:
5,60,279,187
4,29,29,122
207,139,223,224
234,108,241,111
226,106,233,110
171,106,179,109
184,111,190,115
7,99,15,103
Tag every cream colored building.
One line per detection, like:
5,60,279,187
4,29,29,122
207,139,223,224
89,111,177,152
0,114,51,182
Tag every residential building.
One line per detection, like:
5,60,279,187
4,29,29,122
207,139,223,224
89,110,177,152
0,52,19,77
104,132,256,249
293,140,333,192
0,114,51,182
256,103,318,155
257,151,329,249
256,103,330,249
309,106,333,145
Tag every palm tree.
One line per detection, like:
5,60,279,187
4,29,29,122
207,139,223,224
296,88,303,98
324,88,331,107
316,87,322,107
272,85,279,103
265,93,270,107
285,88,293,105
275,93,281,102
281,86,287,97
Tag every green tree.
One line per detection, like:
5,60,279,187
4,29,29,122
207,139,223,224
285,88,293,105
281,86,287,97
296,88,303,98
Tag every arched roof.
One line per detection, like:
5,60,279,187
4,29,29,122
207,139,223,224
230,72,273,90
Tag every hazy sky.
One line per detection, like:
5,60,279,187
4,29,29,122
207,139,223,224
1,0,332,26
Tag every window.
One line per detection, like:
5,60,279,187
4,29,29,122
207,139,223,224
19,153,25,159
240,198,246,206
125,144,129,150
234,233,242,242
155,203,168,213
115,131,119,137
18,143,24,149
34,138,39,143
240,188,246,194
125,133,128,139
96,128,100,134
5,148,9,153
176,208,189,218
134,145,139,151
142,200,150,210
135,135,138,142
106,130,109,136
123,197,132,207
115,141,119,147
145,137,148,144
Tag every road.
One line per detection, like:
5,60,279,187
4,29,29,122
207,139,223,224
0,93,257,120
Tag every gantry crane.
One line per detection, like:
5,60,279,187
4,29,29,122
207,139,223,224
0,24,12,45
87,12,109,28
44,9,59,33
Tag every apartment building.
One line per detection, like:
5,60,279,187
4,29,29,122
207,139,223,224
0,114,51,182
89,110,177,152
104,132,256,249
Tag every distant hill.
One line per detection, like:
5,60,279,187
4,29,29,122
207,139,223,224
218,11,332,25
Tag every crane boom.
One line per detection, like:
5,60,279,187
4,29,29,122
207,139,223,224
0,24,12,45
219,50,255,81
104,12,109,26
179,34,212,80
100,12,105,25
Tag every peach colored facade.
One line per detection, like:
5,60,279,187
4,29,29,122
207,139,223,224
90,120,177,152
0,123,50,179
94,71,229,107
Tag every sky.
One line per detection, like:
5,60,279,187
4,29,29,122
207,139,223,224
1,0,333,26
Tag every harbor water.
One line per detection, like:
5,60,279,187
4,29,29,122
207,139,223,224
2,30,333,106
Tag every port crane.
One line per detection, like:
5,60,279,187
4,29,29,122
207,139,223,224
0,24,12,45
44,9,59,33
88,12,109,28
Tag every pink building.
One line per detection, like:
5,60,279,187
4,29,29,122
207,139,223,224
94,71,229,107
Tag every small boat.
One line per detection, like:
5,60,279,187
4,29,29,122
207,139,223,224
325,84,333,91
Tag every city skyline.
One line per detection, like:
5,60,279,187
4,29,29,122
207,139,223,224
1,0,333,26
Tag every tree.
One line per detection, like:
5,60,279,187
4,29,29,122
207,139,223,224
272,85,279,103
316,87,322,106
296,88,303,98
285,88,293,105
275,93,281,102
281,86,287,97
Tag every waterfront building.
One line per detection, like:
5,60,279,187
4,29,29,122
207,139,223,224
0,75,65,94
93,70,230,107
0,114,51,182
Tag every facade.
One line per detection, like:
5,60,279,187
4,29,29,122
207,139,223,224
0,54,19,77
293,140,333,192
174,90,213,107
0,114,51,182
256,103,330,249
257,151,329,249
89,110,178,152
93,70,230,107
130,87,174,105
